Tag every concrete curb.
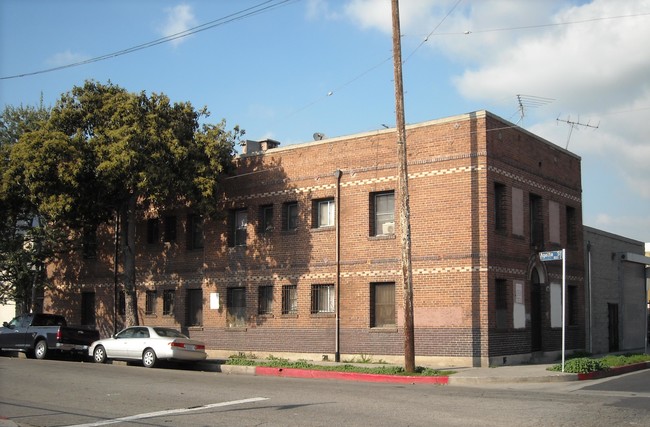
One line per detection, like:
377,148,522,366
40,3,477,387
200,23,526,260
577,361,650,381
254,366,449,384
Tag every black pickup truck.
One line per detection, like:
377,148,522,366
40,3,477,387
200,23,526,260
0,313,100,360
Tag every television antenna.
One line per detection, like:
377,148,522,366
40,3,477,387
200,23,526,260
313,132,326,141
516,94,554,124
556,115,599,149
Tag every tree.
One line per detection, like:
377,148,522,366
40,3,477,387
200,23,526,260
4,81,242,325
0,101,56,313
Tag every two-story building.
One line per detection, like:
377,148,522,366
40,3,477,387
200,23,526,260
45,110,585,367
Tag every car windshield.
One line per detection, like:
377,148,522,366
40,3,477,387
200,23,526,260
153,328,187,338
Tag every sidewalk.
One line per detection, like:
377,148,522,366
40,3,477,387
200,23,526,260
202,359,650,385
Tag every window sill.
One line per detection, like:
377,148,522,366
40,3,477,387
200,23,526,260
368,234,396,241
370,326,397,332
281,313,299,318
225,327,248,332
310,313,335,318
311,226,334,233
187,326,204,331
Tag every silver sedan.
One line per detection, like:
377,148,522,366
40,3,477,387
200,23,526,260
89,326,207,368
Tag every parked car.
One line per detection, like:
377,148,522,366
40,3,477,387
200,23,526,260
89,326,207,368
0,313,100,360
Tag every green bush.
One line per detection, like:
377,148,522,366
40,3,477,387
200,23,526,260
549,357,606,373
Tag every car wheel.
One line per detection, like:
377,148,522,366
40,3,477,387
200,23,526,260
142,348,157,368
34,340,48,360
93,345,107,364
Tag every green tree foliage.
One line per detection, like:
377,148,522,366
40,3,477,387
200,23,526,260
3,81,242,325
0,101,55,313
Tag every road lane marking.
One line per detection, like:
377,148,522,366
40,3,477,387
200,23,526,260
65,397,269,427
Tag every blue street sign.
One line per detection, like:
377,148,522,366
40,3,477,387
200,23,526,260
539,250,563,262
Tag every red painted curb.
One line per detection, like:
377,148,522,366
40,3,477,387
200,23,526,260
577,361,650,380
255,366,449,384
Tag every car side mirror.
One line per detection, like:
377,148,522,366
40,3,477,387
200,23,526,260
2,322,10,328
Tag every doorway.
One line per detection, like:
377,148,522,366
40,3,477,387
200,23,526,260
608,303,619,352
530,268,543,352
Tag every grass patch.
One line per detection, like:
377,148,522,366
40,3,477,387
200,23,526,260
548,353,650,374
225,354,454,376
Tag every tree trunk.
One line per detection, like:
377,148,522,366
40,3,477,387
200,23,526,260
121,196,139,326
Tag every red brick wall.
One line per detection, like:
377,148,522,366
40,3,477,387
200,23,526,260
45,111,585,365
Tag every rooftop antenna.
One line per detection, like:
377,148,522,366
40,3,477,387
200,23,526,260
516,94,554,125
556,115,599,149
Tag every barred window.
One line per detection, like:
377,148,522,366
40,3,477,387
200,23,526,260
163,290,175,316
145,290,157,315
227,287,246,328
311,284,334,314
282,285,298,315
186,289,202,326
258,286,273,315
494,183,507,232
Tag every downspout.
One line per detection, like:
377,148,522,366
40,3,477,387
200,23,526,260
587,241,592,354
335,169,342,362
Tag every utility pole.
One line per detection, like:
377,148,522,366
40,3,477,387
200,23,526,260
391,0,415,373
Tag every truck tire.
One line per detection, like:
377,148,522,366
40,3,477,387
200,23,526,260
34,340,48,360
142,348,157,368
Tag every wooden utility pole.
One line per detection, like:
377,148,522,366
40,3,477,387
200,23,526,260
391,0,415,373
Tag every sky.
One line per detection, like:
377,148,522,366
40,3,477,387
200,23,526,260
1,0,649,243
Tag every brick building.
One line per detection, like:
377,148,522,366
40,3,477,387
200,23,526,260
45,110,585,367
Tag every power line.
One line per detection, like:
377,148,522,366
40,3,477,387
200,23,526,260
1,0,298,80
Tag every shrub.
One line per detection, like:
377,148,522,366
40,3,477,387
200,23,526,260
548,357,606,374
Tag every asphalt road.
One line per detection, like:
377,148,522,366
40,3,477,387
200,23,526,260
0,356,648,427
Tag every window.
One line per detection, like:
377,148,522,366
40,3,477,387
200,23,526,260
227,287,246,328
549,201,561,244
81,292,95,326
186,289,203,326
82,225,97,259
186,214,203,250
163,290,175,316
371,191,395,236
313,198,335,228
494,183,507,232
163,215,177,242
566,206,577,247
145,290,157,315
282,285,298,315
230,209,247,247
259,205,274,233
283,202,298,231
147,218,159,244
495,279,508,329
311,284,334,314
529,194,544,248
371,282,395,327
117,291,125,316
258,286,273,315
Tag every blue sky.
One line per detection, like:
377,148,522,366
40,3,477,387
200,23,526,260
1,0,649,243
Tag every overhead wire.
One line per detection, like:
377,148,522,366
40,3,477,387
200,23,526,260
0,0,298,80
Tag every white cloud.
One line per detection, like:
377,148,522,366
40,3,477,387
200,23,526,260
160,4,197,47
46,50,90,67
306,0,341,20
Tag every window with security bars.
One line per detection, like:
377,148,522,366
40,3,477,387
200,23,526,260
117,291,126,316
311,284,334,314
163,290,175,316
282,285,297,314
258,286,273,315
145,290,157,315
495,279,508,329
371,282,395,327
186,289,202,326
227,287,246,328
163,215,177,242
